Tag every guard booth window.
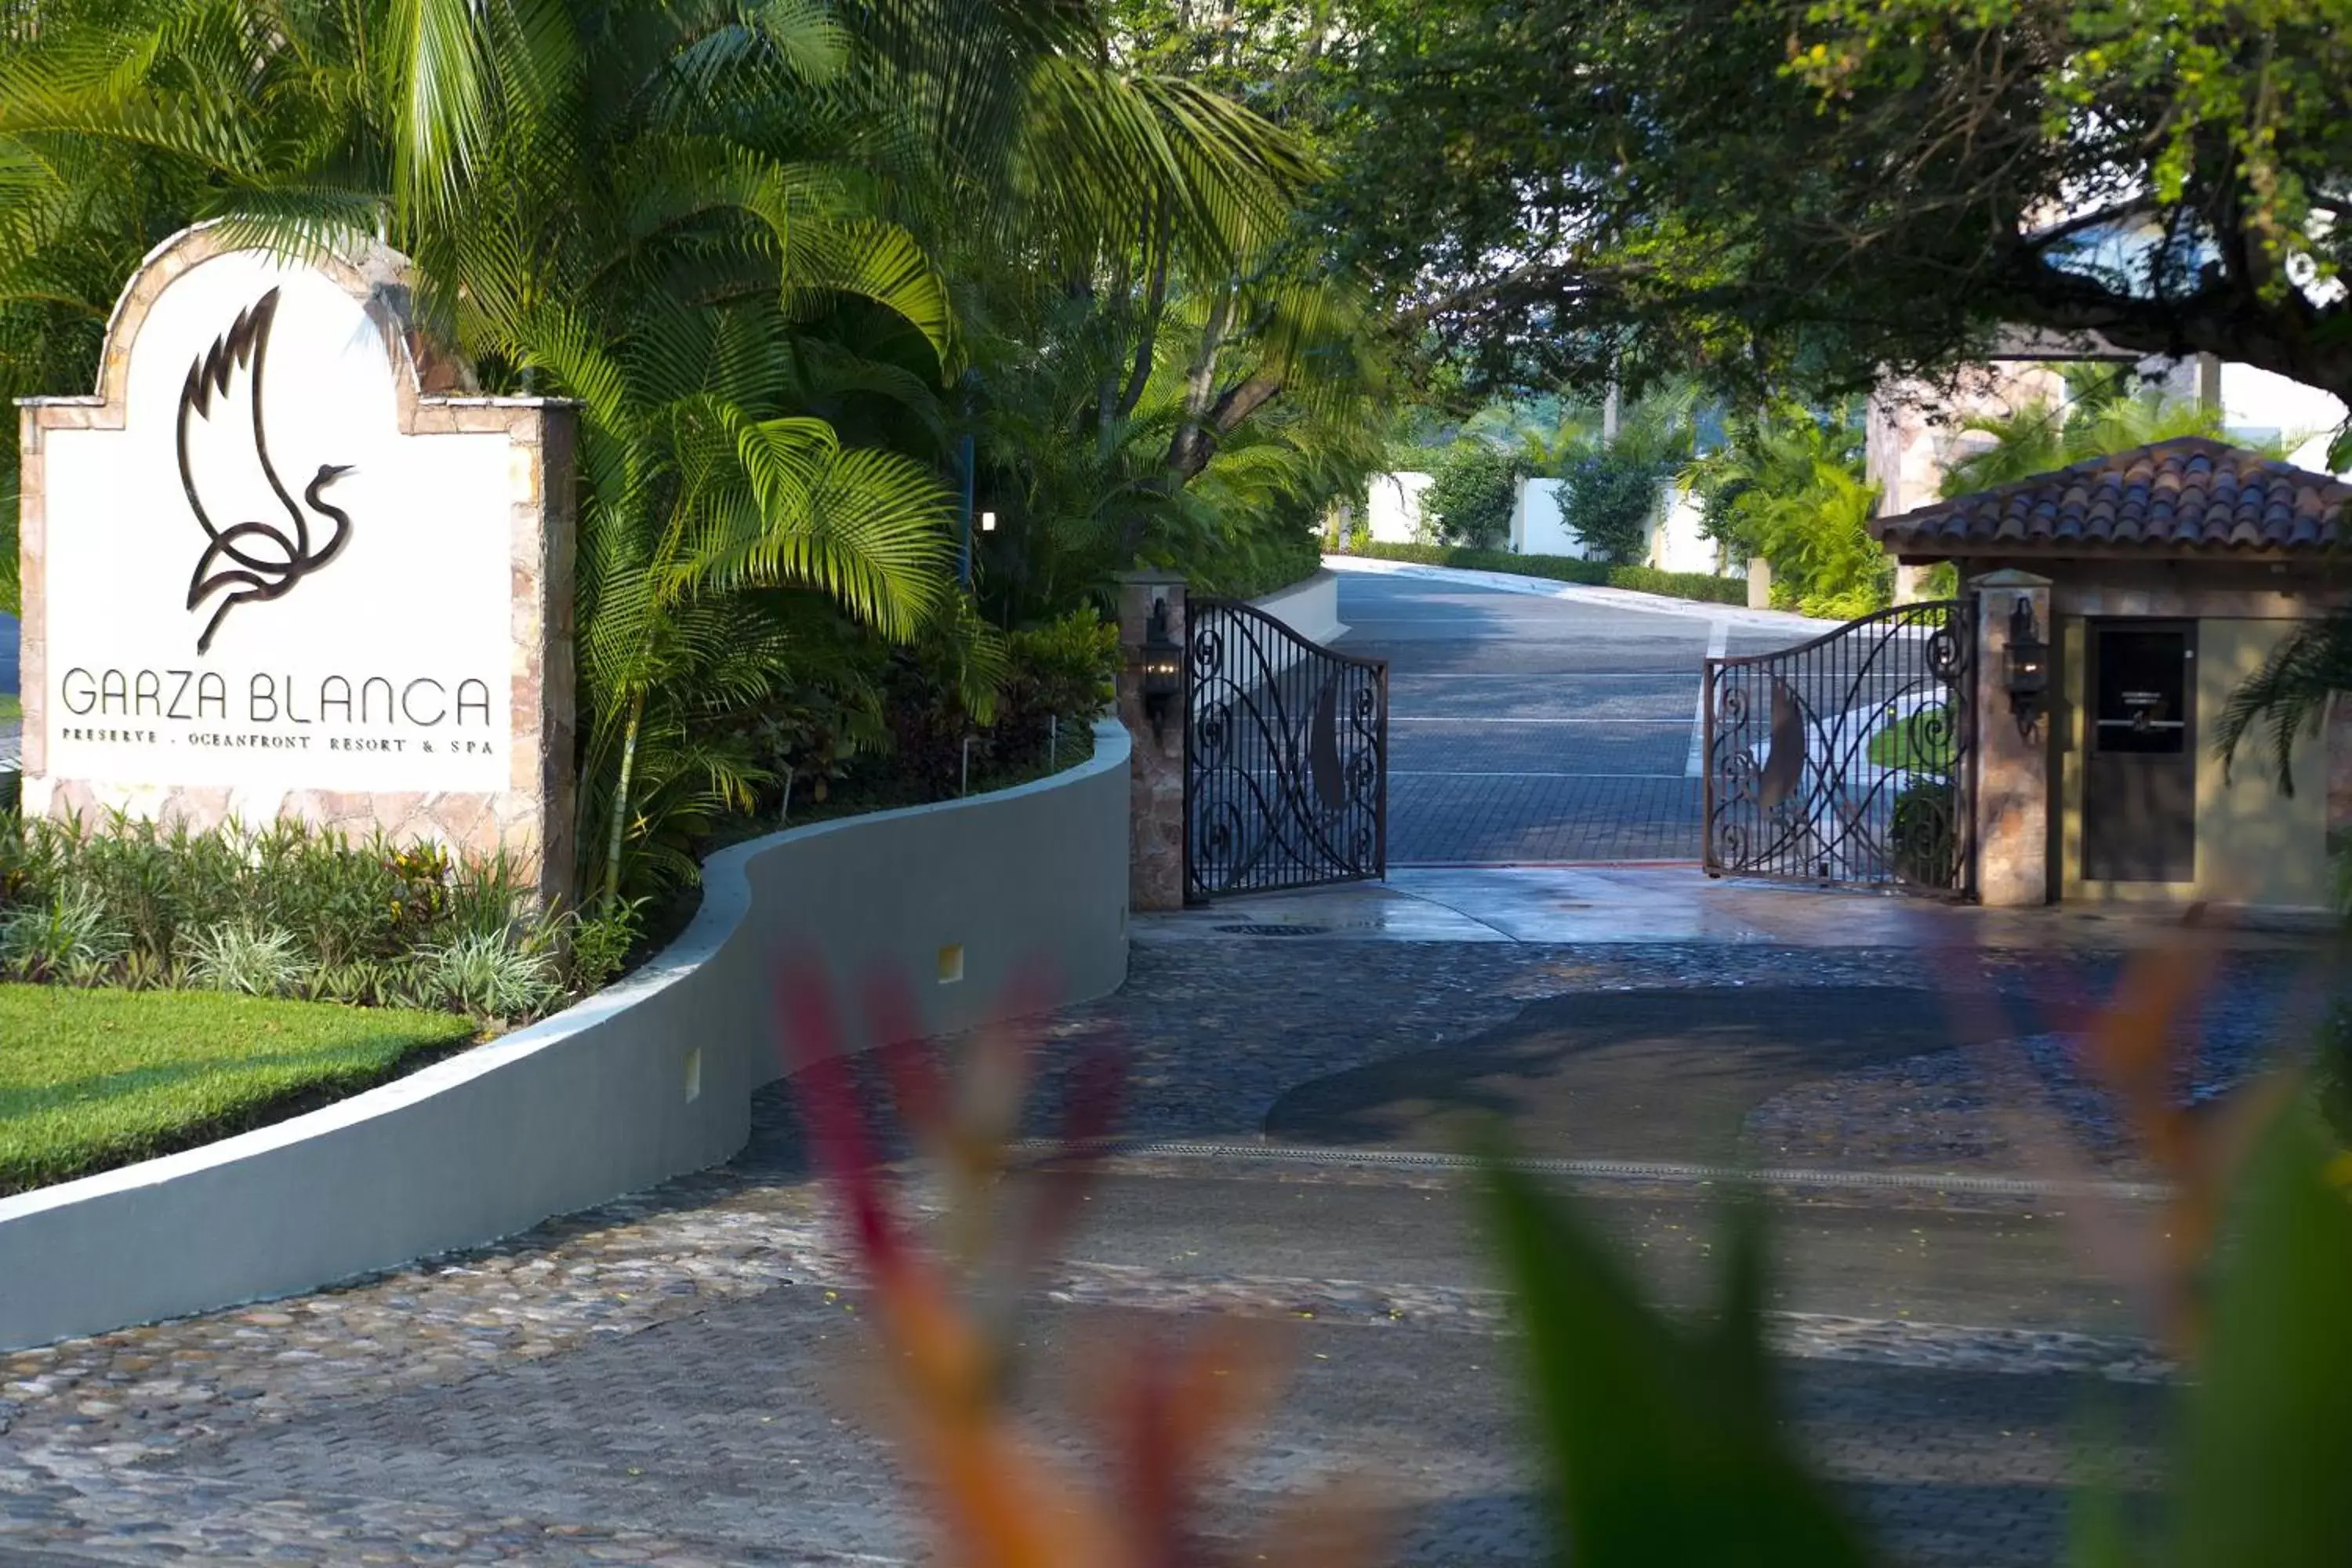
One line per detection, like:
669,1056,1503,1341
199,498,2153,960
2093,629,2190,755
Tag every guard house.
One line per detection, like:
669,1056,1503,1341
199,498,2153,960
1871,436,2352,916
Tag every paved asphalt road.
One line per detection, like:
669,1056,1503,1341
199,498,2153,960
1333,569,1813,864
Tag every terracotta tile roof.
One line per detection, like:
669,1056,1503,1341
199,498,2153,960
1872,436,2352,557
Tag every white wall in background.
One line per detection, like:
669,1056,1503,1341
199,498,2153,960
1646,485,1719,575
1366,471,1433,543
1510,477,1592,557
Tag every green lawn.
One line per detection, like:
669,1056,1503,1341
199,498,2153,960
0,985,477,1195
1865,704,1956,771
0,691,20,724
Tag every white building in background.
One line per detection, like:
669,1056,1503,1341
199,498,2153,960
1365,470,1435,543
2214,361,2347,472
1507,477,1720,572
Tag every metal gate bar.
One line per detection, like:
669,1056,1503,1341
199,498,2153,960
1185,599,1388,900
1703,598,1976,896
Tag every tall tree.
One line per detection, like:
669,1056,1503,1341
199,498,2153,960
1323,0,2352,424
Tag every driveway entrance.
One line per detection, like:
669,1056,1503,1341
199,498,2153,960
1329,563,1817,863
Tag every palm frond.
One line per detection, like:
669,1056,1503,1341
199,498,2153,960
2213,617,2352,797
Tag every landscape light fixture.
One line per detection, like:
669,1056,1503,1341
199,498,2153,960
1139,597,1183,742
979,510,997,532
2004,595,2049,738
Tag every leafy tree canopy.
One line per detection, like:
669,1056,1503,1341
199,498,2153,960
1323,0,2352,411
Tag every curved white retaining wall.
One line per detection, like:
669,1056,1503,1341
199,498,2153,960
0,722,1131,1349
1248,568,1347,644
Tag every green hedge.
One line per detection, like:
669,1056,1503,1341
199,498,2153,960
1334,543,1749,607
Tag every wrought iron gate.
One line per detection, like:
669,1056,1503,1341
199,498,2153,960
1185,598,1388,900
1703,598,1976,896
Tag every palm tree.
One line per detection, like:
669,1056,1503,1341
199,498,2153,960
1681,401,1885,613
1936,367,2294,499
2213,617,2352,800
0,0,1321,898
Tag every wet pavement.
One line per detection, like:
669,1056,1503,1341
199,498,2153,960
0,902,2331,1566
1149,862,2327,949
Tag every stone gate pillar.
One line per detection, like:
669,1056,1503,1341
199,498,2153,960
1970,569,2053,907
1116,571,1186,911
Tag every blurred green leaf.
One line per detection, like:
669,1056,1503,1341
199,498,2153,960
2168,1098,2352,1566
1480,1152,1873,1567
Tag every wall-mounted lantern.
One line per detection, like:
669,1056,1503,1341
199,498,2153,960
2004,594,2049,737
1139,597,1183,742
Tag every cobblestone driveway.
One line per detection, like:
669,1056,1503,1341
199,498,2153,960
3,928,2325,1567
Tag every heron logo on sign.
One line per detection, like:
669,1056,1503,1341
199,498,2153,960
176,287,356,655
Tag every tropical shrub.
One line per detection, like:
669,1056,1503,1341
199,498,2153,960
416,932,566,1019
728,605,1116,823
0,811,626,1022
1888,780,1958,887
183,922,305,998
995,611,1121,762
1559,448,1671,563
1686,405,1889,618
1422,441,1519,547
0,886,128,983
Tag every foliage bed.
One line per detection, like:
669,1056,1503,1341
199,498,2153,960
1334,542,1749,606
1421,441,1520,547
1555,448,1676,564
1865,706,1955,771
0,983,477,1195
713,611,1119,840
0,817,630,1023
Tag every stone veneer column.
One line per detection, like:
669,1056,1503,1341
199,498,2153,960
1116,571,1186,911
1970,569,2053,907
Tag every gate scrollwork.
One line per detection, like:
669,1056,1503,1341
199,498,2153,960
1185,599,1388,900
1703,599,1976,896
